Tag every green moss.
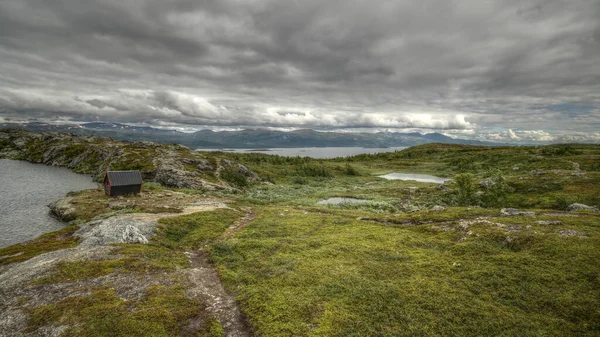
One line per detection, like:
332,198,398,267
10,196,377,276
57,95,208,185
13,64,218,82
0,226,79,266
211,207,600,336
116,244,189,270
62,144,86,158
0,138,10,149
31,259,134,284
28,285,213,337
32,245,189,284
197,317,225,337
154,209,240,249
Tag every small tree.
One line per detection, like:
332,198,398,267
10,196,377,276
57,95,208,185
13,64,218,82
454,173,478,206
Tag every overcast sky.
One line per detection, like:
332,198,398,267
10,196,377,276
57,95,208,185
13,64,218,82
0,0,599,142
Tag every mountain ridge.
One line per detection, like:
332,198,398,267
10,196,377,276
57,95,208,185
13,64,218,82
0,121,504,148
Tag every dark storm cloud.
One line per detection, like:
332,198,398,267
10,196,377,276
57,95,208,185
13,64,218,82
0,0,599,139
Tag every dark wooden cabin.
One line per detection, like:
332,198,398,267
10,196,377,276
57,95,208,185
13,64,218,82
104,171,143,196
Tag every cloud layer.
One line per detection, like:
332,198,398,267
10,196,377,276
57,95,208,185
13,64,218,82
0,0,599,137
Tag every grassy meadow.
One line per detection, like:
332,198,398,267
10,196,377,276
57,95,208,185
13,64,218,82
2,142,600,336
207,143,600,336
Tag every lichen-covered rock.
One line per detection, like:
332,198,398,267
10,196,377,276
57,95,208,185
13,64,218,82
122,225,149,244
238,164,259,180
566,203,599,212
75,216,156,247
196,159,214,171
48,197,78,222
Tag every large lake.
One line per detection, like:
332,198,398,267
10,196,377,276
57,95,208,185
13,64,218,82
0,160,98,248
198,147,407,159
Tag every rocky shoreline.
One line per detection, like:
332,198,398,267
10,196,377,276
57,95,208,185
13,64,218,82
0,129,259,191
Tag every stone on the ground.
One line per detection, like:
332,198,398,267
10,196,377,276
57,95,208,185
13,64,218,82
122,225,149,244
500,208,535,216
537,221,562,225
566,203,599,212
479,178,495,188
431,205,446,211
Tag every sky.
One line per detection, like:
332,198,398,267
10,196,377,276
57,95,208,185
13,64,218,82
0,0,599,143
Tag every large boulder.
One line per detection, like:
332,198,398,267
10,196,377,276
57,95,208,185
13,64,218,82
75,216,156,247
48,197,78,222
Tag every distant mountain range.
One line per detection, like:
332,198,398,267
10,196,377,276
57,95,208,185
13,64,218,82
0,121,503,148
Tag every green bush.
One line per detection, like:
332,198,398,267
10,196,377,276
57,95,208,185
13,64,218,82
221,166,248,187
453,173,479,206
480,173,513,207
296,163,332,177
291,176,308,185
552,196,573,210
344,163,361,176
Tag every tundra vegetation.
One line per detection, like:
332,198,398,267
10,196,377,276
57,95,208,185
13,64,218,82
0,129,599,336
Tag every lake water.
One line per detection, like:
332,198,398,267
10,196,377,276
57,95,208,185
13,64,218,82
379,172,449,184
198,147,407,159
0,160,98,248
317,197,370,205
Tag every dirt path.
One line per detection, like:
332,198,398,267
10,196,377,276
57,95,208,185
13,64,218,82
224,207,256,238
183,207,254,337
184,251,251,337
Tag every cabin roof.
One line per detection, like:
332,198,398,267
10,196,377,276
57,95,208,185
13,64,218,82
106,171,143,186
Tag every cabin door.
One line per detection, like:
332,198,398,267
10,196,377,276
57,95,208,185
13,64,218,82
104,184,110,195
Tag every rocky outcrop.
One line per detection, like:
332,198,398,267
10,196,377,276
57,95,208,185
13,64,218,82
48,197,78,222
0,129,259,191
566,203,599,212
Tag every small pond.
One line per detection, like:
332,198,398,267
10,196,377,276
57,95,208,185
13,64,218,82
378,172,449,184
317,197,370,205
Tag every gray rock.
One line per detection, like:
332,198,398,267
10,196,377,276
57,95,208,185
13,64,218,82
122,225,149,244
48,197,77,222
500,208,536,216
196,159,214,171
530,169,545,176
75,216,156,247
431,205,446,211
181,158,198,165
237,165,259,180
558,229,582,237
537,221,563,225
566,203,599,212
437,184,450,191
479,178,495,188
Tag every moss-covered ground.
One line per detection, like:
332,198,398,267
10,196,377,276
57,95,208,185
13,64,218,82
2,141,599,336
210,207,600,336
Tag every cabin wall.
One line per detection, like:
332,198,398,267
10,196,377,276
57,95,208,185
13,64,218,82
109,185,141,196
